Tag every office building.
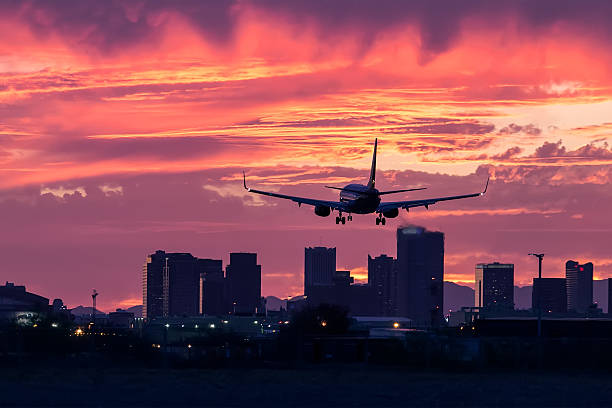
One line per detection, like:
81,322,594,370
532,278,567,313
566,260,593,313
396,226,444,327
307,270,376,316
143,250,201,320
198,259,226,315
368,254,398,316
226,252,262,315
304,247,336,296
474,263,514,310
609,278,612,316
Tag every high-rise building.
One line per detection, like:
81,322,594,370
226,252,262,315
396,226,444,327
304,247,336,296
608,278,612,316
474,263,514,310
566,260,593,313
532,278,567,313
368,254,398,316
198,259,226,315
143,250,201,320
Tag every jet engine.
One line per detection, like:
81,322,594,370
314,205,331,217
382,208,399,218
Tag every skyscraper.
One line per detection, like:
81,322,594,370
368,254,398,316
226,252,262,315
474,262,514,310
143,250,203,320
198,258,226,315
304,247,336,296
396,226,444,327
532,278,567,313
566,260,593,313
608,278,612,316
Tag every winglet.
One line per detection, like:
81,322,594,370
367,138,377,189
480,177,490,196
243,171,250,191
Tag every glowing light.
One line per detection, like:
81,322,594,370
223,320,229,324
253,320,259,324
187,344,192,349
320,320,327,327
165,323,170,328
51,323,58,328
209,323,215,329
194,324,199,329
75,328,83,335
393,322,400,329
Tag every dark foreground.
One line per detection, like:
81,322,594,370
2,363,612,407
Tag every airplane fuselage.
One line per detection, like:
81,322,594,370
339,184,381,214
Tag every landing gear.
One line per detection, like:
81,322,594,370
335,214,346,225
375,214,386,226
347,215,352,221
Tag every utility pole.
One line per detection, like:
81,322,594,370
528,254,544,337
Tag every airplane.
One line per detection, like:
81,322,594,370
243,138,488,225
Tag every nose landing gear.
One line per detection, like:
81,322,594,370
335,212,346,224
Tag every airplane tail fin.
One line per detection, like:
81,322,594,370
367,138,377,189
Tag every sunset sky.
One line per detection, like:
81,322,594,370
2,0,612,311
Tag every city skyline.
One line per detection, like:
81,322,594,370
2,1,612,310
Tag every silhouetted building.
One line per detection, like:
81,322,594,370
533,278,567,313
226,253,262,315
108,309,134,328
307,270,376,315
566,260,593,313
474,263,514,310
368,254,398,316
198,259,227,315
143,251,200,320
0,282,49,323
396,227,444,327
609,278,612,316
304,247,336,296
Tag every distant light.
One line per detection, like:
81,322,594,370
51,323,58,328
209,323,215,329
165,323,170,328
431,277,435,280
181,324,185,328
320,320,327,327
194,324,199,329
157,344,161,349
253,320,258,325
393,322,400,329
223,320,229,324
460,326,464,331
75,328,83,335
472,326,475,330
187,344,192,349
284,321,290,324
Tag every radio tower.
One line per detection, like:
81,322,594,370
91,289,98,327
528,253,544,337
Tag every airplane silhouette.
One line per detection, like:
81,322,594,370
243,139,488,225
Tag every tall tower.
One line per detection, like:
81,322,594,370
474,263,514,310
396,227,444,327
143,250,201,320
566,260,593,313
226,253,262,315
368,254,398,316
304,247,336,296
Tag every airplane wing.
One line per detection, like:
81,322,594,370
243,172,349,211
377,177,489,213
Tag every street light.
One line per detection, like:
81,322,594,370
528,253,545,337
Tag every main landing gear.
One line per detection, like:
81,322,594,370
335,213,352,224
375,213,386,226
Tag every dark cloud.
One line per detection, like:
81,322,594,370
384,118,495,136
5,0,612,61
492,146,523,160
498,123,542,136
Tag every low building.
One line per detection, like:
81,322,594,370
0,282,49,325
